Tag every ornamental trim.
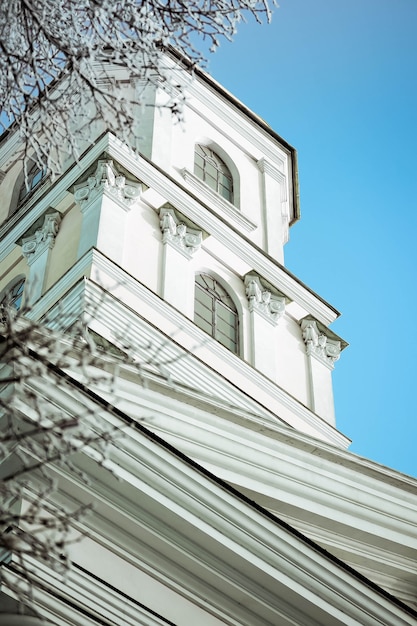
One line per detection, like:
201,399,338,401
245,273,285,325
21,212,61,264
300,319,341,368
159,207,202,257
74,159,141,210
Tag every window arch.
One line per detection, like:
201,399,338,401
0,276,25,319
18,163,48,204
194,273,239,354
194,144,233,203
8,162,48,216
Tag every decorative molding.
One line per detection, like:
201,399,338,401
21,212,61,264
159,206,202,257
32,249,350,449
256,157,286,186
245,273,285,324
74,159,141,210
0,134,339,327
300,318,341,368
257,157,290,245
17,360,416,626
178,69,288,171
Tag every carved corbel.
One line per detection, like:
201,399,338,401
244,273,285,324
21,212,61,264
300,318,341,367
159,207,202,257
74,159,141,209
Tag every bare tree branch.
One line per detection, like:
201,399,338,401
0,298,174,608
0,0,274,177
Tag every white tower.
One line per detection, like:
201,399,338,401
1,61,417,624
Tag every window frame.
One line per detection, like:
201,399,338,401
194,273,239,354
194,144,234,204
18,163,48,205
0,276,26,320
8,162,49,218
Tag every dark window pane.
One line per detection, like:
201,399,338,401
194,273,238,354
205,162,217,178
221,174,231,189
217,321,237,342
18,165,47,204
205,174,217,192
193,144,234,204
217,304,236,327
194,163,204,179
31,170,43,188
1,278,25,312
196,287,212,309
195,315,213,335
219,184,232,202
194,153,204,168
217,334,237,352
195,300,213,326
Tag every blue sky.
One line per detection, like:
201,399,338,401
207,0,417,477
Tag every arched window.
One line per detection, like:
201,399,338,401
8,161,49,217
0,277,25,320
194,144,233,203
194,273,239,354
18,163,48,205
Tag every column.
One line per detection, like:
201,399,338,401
300,318,342,426
21,212,61,305
159,206,202,315
74,159,142,263
257,157,289,264
245,273,286,380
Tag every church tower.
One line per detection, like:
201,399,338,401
1,60,417,625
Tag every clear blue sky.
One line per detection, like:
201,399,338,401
207,0,417,477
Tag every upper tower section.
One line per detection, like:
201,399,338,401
0,56,298,266
136,63,300,267
0,55,347,446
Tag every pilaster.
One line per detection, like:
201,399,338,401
74,159,142,263
257,158,289,263
245,272,286,380
20,211,61,304
300,318,343,425
159,206,202,315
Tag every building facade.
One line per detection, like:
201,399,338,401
1,60,417,625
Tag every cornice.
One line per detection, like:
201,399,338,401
29,250,350,448
7,556,176,626
105,134,338,326
101,377,417,551
171,64,291,167
279,512,417,608
97,364,417,503
0,134,337,325
15,372,417,626
290,511,417,576
153,418,417,547
257,157,287,184
0,134,110,263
